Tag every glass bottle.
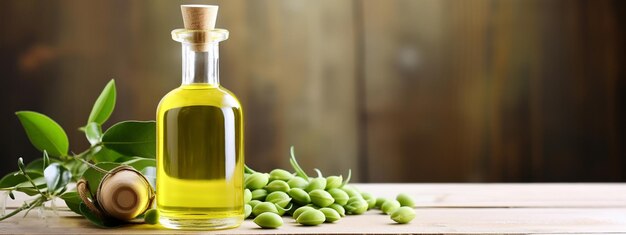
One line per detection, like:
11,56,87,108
156,24,244,229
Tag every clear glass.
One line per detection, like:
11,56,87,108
157,29,244,230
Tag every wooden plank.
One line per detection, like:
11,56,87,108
3,184,626,233
1,207,625,234
4,184,626,209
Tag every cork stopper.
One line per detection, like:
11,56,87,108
180,4,219,51
181,5,218,30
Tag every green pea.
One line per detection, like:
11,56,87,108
328,188,349,206
269,169,294,182
252,202,278,217
390,206,416,224
244,204,252,218
381,200,401,215
309,189,335,207
296,209,326,226
319,208,341,223
248,199,262,208
287,188,311,205
328,203,346,217
325,175,342,189
253,212,283,229
251,189,268,201
292,206,315,219
375,197,387,209
244,188,252,203
345,197,368,215
287,177,309,189
342,186,362,199
266,191,291,204
245,172,269,190
265,180,290,193
362,192,376,209
143,209,159,224
305,177,327,192
396,193,415,207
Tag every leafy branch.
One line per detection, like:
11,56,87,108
0,79,157,227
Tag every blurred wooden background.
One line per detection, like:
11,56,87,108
0,0,624,182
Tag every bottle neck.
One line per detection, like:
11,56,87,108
181,43,219,86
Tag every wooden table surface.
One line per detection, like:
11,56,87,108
1,183,625,234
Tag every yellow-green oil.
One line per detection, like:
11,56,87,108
156,83,244,229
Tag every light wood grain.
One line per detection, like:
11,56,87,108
2,184,626,234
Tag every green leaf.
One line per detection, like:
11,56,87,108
15,111,69,157
14,177,47,195
15,187,43,196
43,163,72,194
82,162,121,196
26,159,44,173
91,146,124,163
79,202,123,228
62,160,88,180
122,157,156,172
60,192,82,215
0,171,43,189
102,121,156,158
87,79,116,125
141,166,156,189
84,122,102,146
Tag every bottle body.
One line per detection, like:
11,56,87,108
157,30,243,229
157,84,244,229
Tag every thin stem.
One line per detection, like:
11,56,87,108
244,165,257,174
19,168,44,196
70,155,108,174
22,197,44,218
0,196,41,222
289,146,309,180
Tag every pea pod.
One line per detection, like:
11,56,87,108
251,188,268,201
375,197,387,209
244,204,252,218
381,200,401,215
275,202,292,216
305,177,327,192
390,206,416,224
252,201,278,217
325,175,342,189
248,199,262,209
266,191,291,204
345,197,368,215
288,188,311,205
287,177,308,189
342,186,362,199
245,172,269,190
296,209,326,226
362,192,376,209
253,212,283,229
275,198,292,208
265,180,290,193
244,188,252,203
292,206,315,219
309,189,335,207
319,207,341,223
328,188,349,206
396,193,415,207
269,169,294,182
328,203,346,217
